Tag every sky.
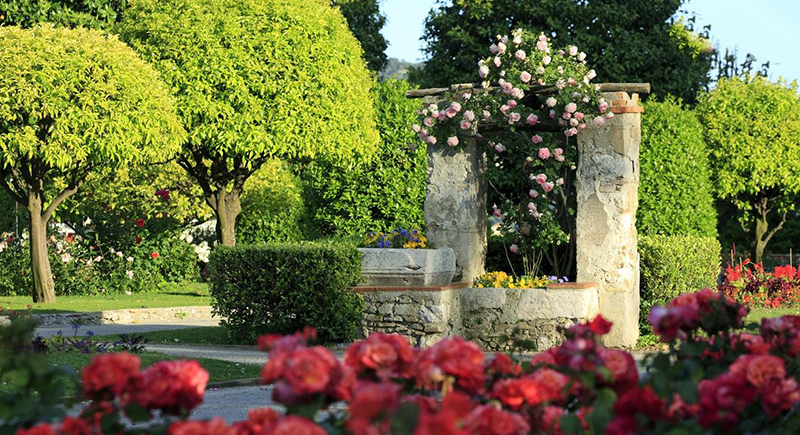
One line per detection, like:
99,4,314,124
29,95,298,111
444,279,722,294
381,0,800,83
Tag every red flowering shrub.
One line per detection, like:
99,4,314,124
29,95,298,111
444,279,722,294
721,258,800,308
20,290,800,435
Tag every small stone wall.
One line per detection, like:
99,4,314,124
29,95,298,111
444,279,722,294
355,283,598,351
1,306,215,327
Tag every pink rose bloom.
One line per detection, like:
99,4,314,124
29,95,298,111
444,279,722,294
460,120,472,130
445,107,458,118
556,178,564,186
568,46,578,56
437,112,447,121
508,113,521,124
586,69,597,80
565,103,577,113
509,244,519,254
501,81,513,93
538,147,551,160
412,124,421,133
593,116,605,127
520,71,532,83
493,56,502,67
599,101,609,113
497,42,506,54
423,117,435,127
536,66,545,74
526,115,539,126
577,123,587,131
570,118,579,126
492,207,502,218
574,112,584,121
482,110,492,120
513,35,522,45
565,127,578,137
535,174,547,184
556,79,566,89
529,189,539,198
549,110,556,119
510,88,524,99
447,136,459,147
562,112,572,120
450,102,462,112
494,143,506,153
537,78,546,85
606,112,615,119
554,148,563,156
527,202,537,211
543,55,551,65
538,34,547,42
542,182,555,192
507,99,518,109
426,135,437,145
555,154,565,162
500,104,510,113
463,110,475,121
479,65,489,77
531,134,543,144
536,40,547,51
546,97,557,107
578,52,586,61
514,50,526,61
489,44,499,54
531,210,541,219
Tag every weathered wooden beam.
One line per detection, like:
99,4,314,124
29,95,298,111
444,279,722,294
406,82,650,99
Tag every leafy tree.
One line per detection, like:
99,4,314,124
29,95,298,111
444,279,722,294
118,0,379,246
409,0,712,103
638,96,717,237
334,0,388,72
300,78,427,237
697,76,800,262
0,25,184,303
0,0,127,29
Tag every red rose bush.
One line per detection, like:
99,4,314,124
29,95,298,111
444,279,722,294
19,289,800,434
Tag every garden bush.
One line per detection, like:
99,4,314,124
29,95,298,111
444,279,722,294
0,0,127,29
638,96,717,237
236,159,307,244
639,234,721,333
300,78,427,237
209,243,363,344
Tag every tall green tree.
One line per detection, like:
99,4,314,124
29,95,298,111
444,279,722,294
334,0,388,72
118,0,379,246
0,26,184,303
698,76,800,262
409,0,711,103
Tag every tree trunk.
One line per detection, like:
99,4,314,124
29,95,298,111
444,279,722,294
754,209,768,263
28,195,55,303
208,189,242,247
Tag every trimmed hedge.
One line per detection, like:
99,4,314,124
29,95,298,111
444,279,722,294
639,234,721,333
209,243,363,344
638,96,717,238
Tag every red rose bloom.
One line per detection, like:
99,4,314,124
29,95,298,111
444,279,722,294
461,404,530,435
16,424,55,435
151,252,159,259
135,236,142,245
530,368,569,404
270,416,326,435
760,377,800,417
485,353,522,377
729,354,785,389
170,417,234,435
81,352,142,400
697,373,757,429
59,417,91,435
598,349,638,392
346,382,402,435
344,333,415,381
136,219,146,227
232,408,282,435
492,377,538,409
587,315,613,335
538,405,566,435
140,360,209,415
414,337,485,393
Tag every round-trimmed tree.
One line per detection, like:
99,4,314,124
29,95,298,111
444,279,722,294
698,76,800,262
0,25,184,303
117,0,380,246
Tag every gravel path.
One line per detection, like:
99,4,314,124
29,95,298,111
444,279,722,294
191,386,281,422
145,344,271,365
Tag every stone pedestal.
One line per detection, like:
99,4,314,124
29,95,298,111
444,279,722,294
358,247,456,286
424,137,486,283
575,92,643,348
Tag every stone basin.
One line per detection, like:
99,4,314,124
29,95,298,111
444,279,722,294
357,247,456,287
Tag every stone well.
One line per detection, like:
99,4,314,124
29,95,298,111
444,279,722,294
355,283,598,351
358,247,456,287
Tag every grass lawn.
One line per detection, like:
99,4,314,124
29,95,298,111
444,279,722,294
0,282,211,314
95,326,236,346
49,351,261,396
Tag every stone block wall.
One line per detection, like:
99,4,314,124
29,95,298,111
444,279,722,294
356,283,598,351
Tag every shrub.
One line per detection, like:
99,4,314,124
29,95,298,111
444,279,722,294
236,160,307,245
639,234,721,333
209,243,363,344
0,0,127,29
638,96,717,238
301,78,427,237
118,0,379,246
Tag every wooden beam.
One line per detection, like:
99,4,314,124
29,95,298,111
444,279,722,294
406,82,650,98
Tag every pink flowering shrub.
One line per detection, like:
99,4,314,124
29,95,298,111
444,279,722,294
21,289,800,434
412,30,614,277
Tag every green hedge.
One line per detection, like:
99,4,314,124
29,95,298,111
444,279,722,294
209,243,363,344
638,96,717,237
639,234,721,333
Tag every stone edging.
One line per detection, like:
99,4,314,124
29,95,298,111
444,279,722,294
0,305,215,327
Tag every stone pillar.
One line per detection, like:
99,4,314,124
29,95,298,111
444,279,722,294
424,137,486,283
575,92,642,348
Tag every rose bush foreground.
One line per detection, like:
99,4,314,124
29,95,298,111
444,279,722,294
19,288,800,435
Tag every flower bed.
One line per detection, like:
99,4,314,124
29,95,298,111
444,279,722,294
19,287,800,435
720,258,800,308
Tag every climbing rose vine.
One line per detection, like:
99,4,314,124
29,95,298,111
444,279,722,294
20,288,800,434
413,30,615,276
